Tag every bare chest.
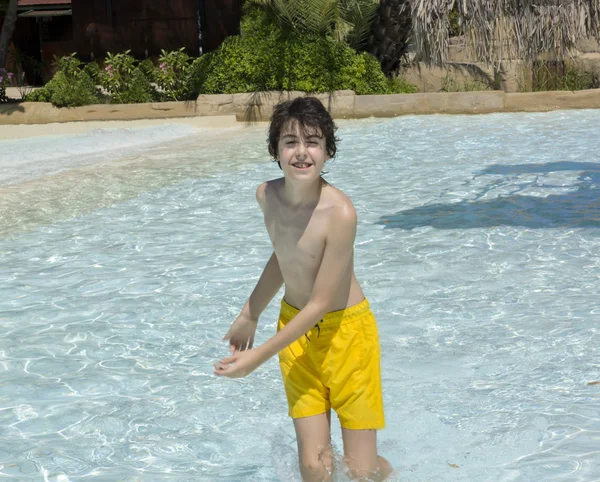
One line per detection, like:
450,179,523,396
264,209,326,275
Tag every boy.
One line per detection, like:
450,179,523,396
214,97,392,482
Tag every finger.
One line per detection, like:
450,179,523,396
214,362,239,378
229,343,237,355
248,337,254,350
219,355,236,365
222,330,231,342
215,367,236,378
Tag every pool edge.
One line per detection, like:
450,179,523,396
1,89,600,128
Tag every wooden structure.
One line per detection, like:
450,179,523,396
74,0,241,60
4,0,240,82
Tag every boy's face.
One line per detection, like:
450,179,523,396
276,120,329,181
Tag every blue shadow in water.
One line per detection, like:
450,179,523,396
378,161,600,230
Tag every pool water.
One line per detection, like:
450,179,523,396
1,110,599,481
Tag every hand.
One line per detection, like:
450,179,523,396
223,313,258,354
213,348,264,378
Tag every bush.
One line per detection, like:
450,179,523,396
83,61,101,84
191,11,417,95
388,76,420,94
120,67,155,104
25,88,51,103
0,67,14,103
138,58,155,79
42,71,100,107
187,53,215,97
53,53,83,78
155,48,194,100
25,54,100,107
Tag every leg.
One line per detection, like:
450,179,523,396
293,411,333,482
341,428,393,481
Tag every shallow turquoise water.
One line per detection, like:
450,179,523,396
1,111,599,481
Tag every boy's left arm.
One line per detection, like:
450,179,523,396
214,205,357,378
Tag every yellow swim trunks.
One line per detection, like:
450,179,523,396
277,298,385,430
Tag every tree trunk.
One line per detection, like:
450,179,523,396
0,0,19,68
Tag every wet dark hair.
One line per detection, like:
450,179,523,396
268,97,339,169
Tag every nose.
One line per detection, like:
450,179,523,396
295,141,307,159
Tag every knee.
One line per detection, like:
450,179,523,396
344,455,392,481
299,446,333,480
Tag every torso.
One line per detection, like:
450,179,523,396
259,177,364,311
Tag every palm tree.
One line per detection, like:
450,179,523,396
246,0,380,50
0,0,18,68
367,0,411,74
409,0,600,65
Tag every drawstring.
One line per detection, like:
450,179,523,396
305,319,324,341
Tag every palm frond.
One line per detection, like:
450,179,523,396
341,0,380,49
410,0,600,65
247,0,381,43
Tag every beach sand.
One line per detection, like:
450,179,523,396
0,115,239,140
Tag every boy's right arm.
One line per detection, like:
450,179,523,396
223,182,283,353
223,251,284,353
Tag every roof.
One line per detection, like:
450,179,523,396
19,8,72,17
18,0,71,6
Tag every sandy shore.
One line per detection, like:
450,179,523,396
0,115,240,140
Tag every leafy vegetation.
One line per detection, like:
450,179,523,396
154,48,194,101
25,54,100,107
191,8,417,95
0,67,14,102
441,73,491,92
98,50,155,103
246,0,379,51
517,60,596,92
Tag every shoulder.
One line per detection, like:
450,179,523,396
256,178,284,210
255,182,268,208
322,185,357,230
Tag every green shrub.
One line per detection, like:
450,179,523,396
388,76,420,94
43,70,100,107
0,68,14,103
441,73,491,92
25,88,51,103
192,11,417,95
96,50,157,103
83,61,101,84
52,52,83,78
119,67,155,104
138,58,155,79
99,50,137,103
25,54,100,106
187,53,215,97
564,62,594,91
518,60,595,92
155,48,194,100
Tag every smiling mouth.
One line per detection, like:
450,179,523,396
292,162,312,169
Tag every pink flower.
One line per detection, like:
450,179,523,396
0,76,4,83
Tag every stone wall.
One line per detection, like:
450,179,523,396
402,37,600,93
2,89,600,125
